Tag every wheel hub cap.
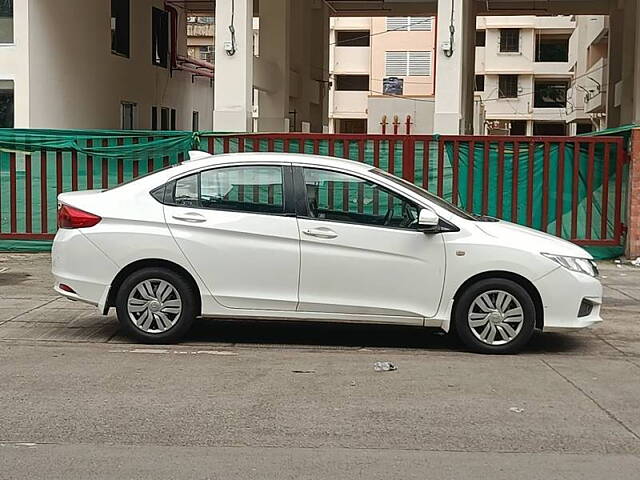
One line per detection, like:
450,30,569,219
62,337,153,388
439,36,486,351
467,290,524,346
126,279,183,334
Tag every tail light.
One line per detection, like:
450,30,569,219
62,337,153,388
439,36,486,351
57,204,102,229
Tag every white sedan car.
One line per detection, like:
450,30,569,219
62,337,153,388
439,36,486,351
52,152,602,353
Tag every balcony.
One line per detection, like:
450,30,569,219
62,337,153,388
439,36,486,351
187,24,214,37
332,46,370,74
332,91,369,118
585,16,608,47
584,57,607,113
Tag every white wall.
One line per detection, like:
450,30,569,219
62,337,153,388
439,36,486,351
27,0,212,130
367,96,435,134
0,0,29,127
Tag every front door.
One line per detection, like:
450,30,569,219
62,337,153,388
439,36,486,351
295,167,446,320
165,164,300,311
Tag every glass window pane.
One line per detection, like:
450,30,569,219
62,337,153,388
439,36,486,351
0,0,13,44
200,166,284,214
303,168,419,229
174,174,199,207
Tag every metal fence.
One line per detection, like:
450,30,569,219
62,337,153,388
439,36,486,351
0,131,629,252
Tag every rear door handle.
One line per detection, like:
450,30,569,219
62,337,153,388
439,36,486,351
302,227,338,239
172,212,207,223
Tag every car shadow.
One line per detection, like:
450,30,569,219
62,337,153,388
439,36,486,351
186,318,463,351
181,318,589,354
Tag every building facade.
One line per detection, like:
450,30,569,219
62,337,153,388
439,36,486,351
328,16,436,134
474,15,595,136
0,0,213,131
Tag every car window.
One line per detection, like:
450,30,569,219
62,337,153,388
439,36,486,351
302,168,419,229
200,165,284,214
168,166,285,214
372,168,476,221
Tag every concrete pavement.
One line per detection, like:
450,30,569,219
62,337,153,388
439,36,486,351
0,253,639,479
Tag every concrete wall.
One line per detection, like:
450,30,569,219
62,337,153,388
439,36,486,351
0,0,29,127
367,96,435,134
369,17,435,97
25,0,212,130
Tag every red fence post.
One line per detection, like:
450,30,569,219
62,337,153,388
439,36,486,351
626,129,640,258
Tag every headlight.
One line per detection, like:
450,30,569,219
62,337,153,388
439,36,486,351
541,253,599,277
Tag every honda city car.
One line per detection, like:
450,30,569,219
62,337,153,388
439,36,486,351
52,152,602,353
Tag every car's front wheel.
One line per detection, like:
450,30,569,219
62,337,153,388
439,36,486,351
454,278,536,354
115,267,196,344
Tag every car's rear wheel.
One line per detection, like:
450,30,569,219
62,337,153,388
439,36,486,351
454,278,535,354
115,267,196,344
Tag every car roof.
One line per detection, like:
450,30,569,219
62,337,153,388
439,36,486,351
184,152,375,173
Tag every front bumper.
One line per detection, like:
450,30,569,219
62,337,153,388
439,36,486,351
533,266,603,330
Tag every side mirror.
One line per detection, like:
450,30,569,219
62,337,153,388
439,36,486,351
418,208,440,233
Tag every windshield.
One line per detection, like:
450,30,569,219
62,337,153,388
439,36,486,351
372,168,476,221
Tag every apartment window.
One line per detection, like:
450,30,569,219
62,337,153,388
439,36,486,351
510,120,527,135
476,30,486,47
199,46,213,63
499,75,518,98
0,80,14,128
121,102,136,130
335,75,369,91
161,107,170,130
170,108,177,130
576,122,593,135
534,80,568,108
474,75,485,92
111,0,130,57
152,7,169,67
533,122,566,135
336,119,367,134
386,17,432,32
336,31,370,47
385,51,432,76
152,106,158,130
500,28,520,53
192,111,199,131
535,34,570,62
0,0,13,43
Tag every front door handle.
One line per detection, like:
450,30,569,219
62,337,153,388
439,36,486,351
172,212,207,223
302,227,338,239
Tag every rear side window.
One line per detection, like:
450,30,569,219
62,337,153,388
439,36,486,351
162,166,285,215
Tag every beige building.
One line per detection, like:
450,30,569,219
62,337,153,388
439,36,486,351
474,15,596,136
329,16,436,134
0,0,213,130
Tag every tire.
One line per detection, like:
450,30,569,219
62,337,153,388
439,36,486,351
115,267,197,344
454,278,536,354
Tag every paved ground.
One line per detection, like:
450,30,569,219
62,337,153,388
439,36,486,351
0,253,639,479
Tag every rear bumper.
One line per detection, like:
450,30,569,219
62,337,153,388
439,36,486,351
533,266,603,330
52,229,118,311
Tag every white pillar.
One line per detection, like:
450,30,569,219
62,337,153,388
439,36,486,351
256,0,290,132
433,0,476,134
213,0,253,132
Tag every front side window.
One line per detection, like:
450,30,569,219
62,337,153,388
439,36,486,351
0,0,13,44
169,166,285,215
0,79,14,128
303,168,419,229
111,0,130,57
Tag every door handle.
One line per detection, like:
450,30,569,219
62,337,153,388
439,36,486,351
172,212,207,223
302,227,338,239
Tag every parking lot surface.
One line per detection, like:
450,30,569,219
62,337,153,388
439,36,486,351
1,253,639,479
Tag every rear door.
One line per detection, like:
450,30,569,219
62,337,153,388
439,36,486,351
294,166,446,320
164,163,300,311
